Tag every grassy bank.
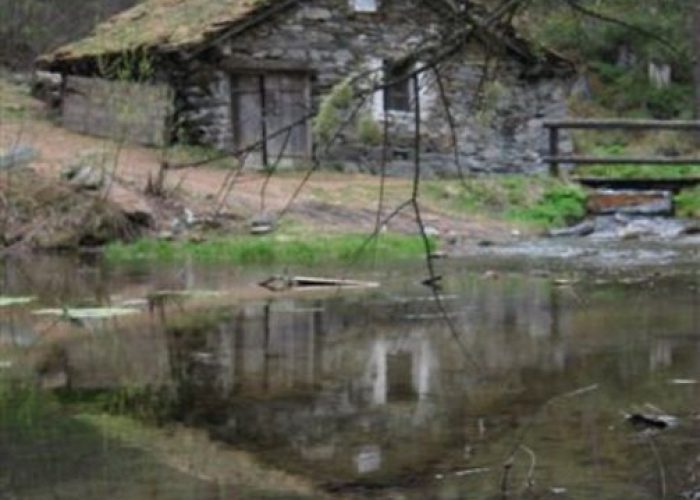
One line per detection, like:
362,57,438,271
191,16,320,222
676,187,700,218
424,176,587,228
105,233,433,265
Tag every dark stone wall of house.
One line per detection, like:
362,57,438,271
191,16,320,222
172,0,572,177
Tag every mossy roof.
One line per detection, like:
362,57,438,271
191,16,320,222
40,0,277,64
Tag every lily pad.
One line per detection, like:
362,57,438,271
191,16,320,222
0,296,35,307
32,307,141,319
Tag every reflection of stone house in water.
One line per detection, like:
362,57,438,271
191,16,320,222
166,282,578,479
39,0,572,176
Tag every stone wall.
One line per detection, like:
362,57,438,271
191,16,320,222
62,76,173,146
171,0,572,175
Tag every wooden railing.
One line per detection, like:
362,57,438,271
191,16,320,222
543,119,700,177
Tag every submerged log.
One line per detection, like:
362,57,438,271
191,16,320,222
260,275,380,292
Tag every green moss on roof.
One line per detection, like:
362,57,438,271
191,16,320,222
42,0,273,63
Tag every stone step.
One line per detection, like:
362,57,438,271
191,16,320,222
586,189,673,216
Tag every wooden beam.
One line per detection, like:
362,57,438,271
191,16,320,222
548,127,559,177
543,119,700,131
576,177,700,192
219,57,312,73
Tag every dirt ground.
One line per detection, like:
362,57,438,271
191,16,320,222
0,100,524,247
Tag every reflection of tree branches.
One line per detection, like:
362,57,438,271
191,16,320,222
498,383,599,497
646,433,667,500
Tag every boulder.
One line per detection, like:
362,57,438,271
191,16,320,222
250,213,277,235
0,145,38,171
549,220,595,238
65,165,107,190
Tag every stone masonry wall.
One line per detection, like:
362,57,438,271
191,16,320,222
171,0,572,176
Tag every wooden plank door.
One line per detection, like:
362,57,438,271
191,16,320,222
231,74,263,157
231,72,311,166
263,72,311,162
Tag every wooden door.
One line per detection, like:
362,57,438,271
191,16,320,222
231,71,311,166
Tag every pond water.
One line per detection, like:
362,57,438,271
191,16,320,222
1,252,700,499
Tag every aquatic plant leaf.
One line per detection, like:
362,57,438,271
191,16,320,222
0,296,35,307
32,307,140,319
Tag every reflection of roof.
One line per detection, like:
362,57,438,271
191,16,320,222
39,0,295,66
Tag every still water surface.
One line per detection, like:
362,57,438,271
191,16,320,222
1,255,700,499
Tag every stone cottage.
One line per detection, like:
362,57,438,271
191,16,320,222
38,0,573,176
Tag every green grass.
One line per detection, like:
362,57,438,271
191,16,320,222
162,144,233,169
569,142,700,179
675,186,700,218
424,175,587,228
507,183,587,227
577,163,700,179
105,233,433,265
0,378,55,433
0,77,37,121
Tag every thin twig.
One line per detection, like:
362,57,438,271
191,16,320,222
646,434,667,500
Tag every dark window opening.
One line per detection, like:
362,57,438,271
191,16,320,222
384,60,413,112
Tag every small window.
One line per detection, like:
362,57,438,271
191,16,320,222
384,60,412,112
351,0,378,13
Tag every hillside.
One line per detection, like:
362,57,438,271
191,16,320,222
0,0,138,69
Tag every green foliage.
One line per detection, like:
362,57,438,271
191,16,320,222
313,78,354,142
581,163,700,179
509,183,587,227
589,62,693,119
0,0,137,69
105,233,432,265
530,0,694,118
56,386,175,423
164,144,231,169
98,48,155,82
424,175,587,228
575,142,700,178
0,379,53,432
0,76,37,121
356,113,383,146
675,187,700,218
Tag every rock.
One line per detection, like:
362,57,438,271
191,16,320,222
423,226,440,237
158,230,175,241
250,213,277,235
681,221,700,236
188,234,207,244
32,71,62,106
65,165,107,190
549,220,595,238
0,145,38,171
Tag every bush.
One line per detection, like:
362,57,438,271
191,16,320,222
676,187,700,218
510,183,587,227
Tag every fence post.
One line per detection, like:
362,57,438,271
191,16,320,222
548,126,560,177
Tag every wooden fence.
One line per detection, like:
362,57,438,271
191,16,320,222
543,119,700,177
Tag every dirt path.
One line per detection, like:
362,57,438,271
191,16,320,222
1,115,521,243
